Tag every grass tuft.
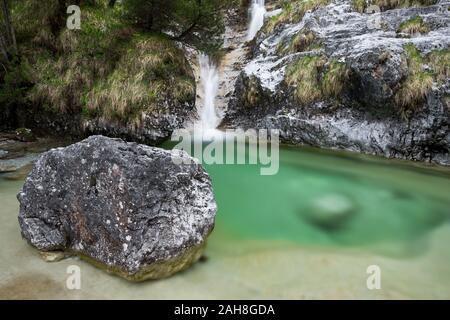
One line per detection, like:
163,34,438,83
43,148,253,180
264,0,330,33
352,0,438,13
285,56,349,104
395,44,433,118
279,29,320,54
427,49,450,83
85,35,195,124
397,16,430,35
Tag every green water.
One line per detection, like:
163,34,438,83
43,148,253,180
1,143,450,299
198,145,450,256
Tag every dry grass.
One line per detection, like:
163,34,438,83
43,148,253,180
243,76,261,107
285,55,348,104
443,95,450,111
397,16,430,35
12,1,195,126
279,29,320,54
395,44,433,118
264,0,330,33
85,36,195,123
285,56,325,104
352,0,438,13
352,0,367,13
322,60,350,97
427,49,450,83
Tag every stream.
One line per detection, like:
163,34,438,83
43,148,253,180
1,144,450,299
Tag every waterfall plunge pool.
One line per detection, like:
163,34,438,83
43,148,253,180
1,143,449,299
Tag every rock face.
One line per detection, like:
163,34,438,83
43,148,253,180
17,136,217,281
223,0,450,165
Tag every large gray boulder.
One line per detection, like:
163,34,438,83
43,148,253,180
17,135,217,281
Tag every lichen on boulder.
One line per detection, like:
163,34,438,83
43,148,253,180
17,135,217,281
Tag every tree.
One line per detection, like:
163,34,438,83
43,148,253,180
124,0,234,53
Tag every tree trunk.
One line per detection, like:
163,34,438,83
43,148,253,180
0,33,9,61
1,0,17,55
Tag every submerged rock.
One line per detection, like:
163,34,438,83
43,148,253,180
305,194,356,230
17,135,217,281
0,154,39,173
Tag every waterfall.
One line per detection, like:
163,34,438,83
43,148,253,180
246,0,266,41
198,54,220,130
195,53,222,140
194,1,266,139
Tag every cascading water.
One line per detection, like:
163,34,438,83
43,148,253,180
195,1,266,139
198,54,220,130
246,0,266,41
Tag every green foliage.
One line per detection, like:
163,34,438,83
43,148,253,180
322,60,349,97
124,0,233,54
0,57,32,109
2,0,197,127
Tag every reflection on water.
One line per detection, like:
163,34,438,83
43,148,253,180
1,143,450,299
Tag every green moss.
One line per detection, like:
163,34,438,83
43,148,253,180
285,56,349,104
397,16,430,35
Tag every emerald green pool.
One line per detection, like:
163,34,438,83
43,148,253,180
204,145,450,256
1,144,449,299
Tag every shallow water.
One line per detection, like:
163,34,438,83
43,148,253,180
1,145,450,299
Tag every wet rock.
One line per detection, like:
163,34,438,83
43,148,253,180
2,164,34,181
18,135,217,281
39,251,65,263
